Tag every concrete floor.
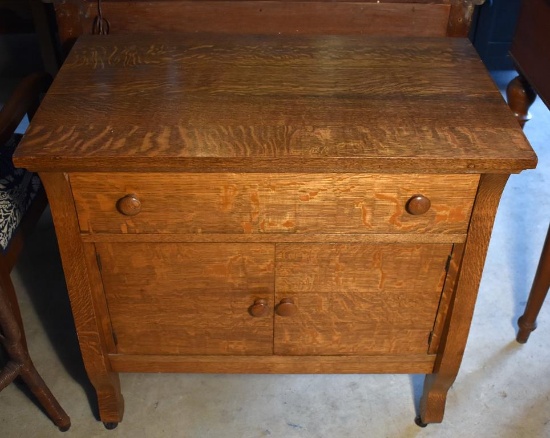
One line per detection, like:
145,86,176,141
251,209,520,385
1,71,549,437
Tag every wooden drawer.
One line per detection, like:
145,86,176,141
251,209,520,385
97,242,275,355
274,243,452,355
71,173,479,235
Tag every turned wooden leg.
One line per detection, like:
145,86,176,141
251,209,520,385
517,225,550,343
18,359,72,431
508,73,549,344
506,74,537,127
0,265,28,351
0,284,71,431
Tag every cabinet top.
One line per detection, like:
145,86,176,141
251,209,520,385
15,33,536,173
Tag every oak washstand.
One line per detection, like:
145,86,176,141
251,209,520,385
14,33,537,428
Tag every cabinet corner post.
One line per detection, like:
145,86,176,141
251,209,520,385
39,171,125,424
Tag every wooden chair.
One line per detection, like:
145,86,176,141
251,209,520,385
0,73,71,431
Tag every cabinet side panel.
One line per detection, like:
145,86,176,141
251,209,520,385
82,242,118,354
428,243,465,354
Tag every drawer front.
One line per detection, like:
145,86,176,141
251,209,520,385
71,173,479,235
97,243,275,356
274,243,451,355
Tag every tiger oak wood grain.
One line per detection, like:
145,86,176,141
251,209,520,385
108,353,436,374
275,243,450,293
419,174,509,423
97,242,275,355
13,35,536,174
39,173,124,424
70,173,478,235
428,243,465,355
83,243,117,354
80,233,467,244
13,34,537,426
274,243,450,354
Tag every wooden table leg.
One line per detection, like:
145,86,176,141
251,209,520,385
517,224,550,343
505,72,549,344
506,73,537,128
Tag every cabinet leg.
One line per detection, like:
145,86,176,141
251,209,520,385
40,173,124,424
418,174,510,424
89,372,125,425
414,416,428,428
517,224,550,343
506,74,536,128
417,372,451,424
103,422,119,430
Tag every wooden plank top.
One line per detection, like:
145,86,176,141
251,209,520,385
14,33,536,173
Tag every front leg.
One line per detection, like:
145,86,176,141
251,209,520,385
418,174,509,425
94,372,124,427
40,173,125,425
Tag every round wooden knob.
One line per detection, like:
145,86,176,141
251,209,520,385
406,194,431,215
249,299,269,317
275,298,297,317
116,194,141,216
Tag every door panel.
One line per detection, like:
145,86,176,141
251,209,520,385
97,242,275,355
274,243,451,355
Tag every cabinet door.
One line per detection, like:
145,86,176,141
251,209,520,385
96,242,275,355
274,243,452,355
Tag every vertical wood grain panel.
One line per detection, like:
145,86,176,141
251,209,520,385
274,243,451,354
428,243,464,354
97,242,275,355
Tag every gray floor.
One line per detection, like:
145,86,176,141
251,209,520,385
1,71,549,437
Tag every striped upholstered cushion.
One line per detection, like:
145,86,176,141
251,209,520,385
0,134,41,251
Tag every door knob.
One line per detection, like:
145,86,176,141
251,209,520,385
406,194,431,215
116,194,141,216
275,298,297,317
249,299,270,317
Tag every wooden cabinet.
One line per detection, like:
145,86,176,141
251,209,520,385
14,34,536,428
79,171,463,358
73,171,472,359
